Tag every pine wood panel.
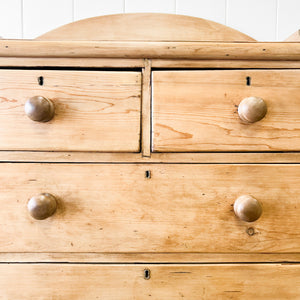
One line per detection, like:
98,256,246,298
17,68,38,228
1,41,300,60
0,264,299,299
0,57,145,67
1,252,300,263
0,70,141,151
1,163,300,253
151,59,300,69
37,13,255,42
153,70,300,152
1,58,300,69
141,59,151,157
3,151,300,163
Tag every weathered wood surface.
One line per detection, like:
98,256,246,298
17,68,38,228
0,70,141,151
0,41,300,60
1,58,300,69
1,163,300,253
141,59,151,157
37,13,255,42
2,152,300,163
151,59,300,68
153,70,300,152
0,264,299,299
1,252,300,263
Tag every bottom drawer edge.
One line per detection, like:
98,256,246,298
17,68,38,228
0,263,299,299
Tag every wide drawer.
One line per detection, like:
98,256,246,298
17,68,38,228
0,264,299,299
1,163,300,253
0,70,141,152
152,70,300,152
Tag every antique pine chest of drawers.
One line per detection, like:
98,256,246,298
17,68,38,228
0,13,300,299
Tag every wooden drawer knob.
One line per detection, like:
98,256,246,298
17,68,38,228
234,195,262,222
25,96,55,122
27,193,57,220
238,97,267,123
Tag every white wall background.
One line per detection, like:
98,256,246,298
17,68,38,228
0,0,299,41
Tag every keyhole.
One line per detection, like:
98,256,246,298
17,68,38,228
38,76,44,86
144,268,151,280
246,76,251,86
145,170,151,179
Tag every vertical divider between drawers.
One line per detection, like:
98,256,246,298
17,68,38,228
141,59,152,157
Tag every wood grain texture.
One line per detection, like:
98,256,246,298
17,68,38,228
4,152,300,163
1,58,300,69
153,70,300,152
1,13,299,298
141,59,152,157
151,59,300,69
1,252,300,263
0,70,141,151
37,13,255,42
0,264,299,299
1,41,300,60
1,163,300,253
0,57,145,68
3,151,300,163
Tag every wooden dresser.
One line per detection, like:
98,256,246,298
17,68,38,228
0,13,300,299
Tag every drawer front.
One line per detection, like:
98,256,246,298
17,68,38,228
1,163,300,253
152,70,300,152
0,70,141,152
0,264,299,299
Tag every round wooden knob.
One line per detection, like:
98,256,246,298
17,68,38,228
234,195,262,222
25,96,55,122
27,193,57,220
238,97,267,123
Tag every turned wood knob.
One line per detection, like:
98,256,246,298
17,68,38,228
27,193,57,220
25,96,55,122
234,195,262,222
238,97,267,123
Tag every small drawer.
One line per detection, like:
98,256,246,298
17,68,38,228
0,70,141,152
0,264,299,299
1,163,300,253
152,70,300,152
